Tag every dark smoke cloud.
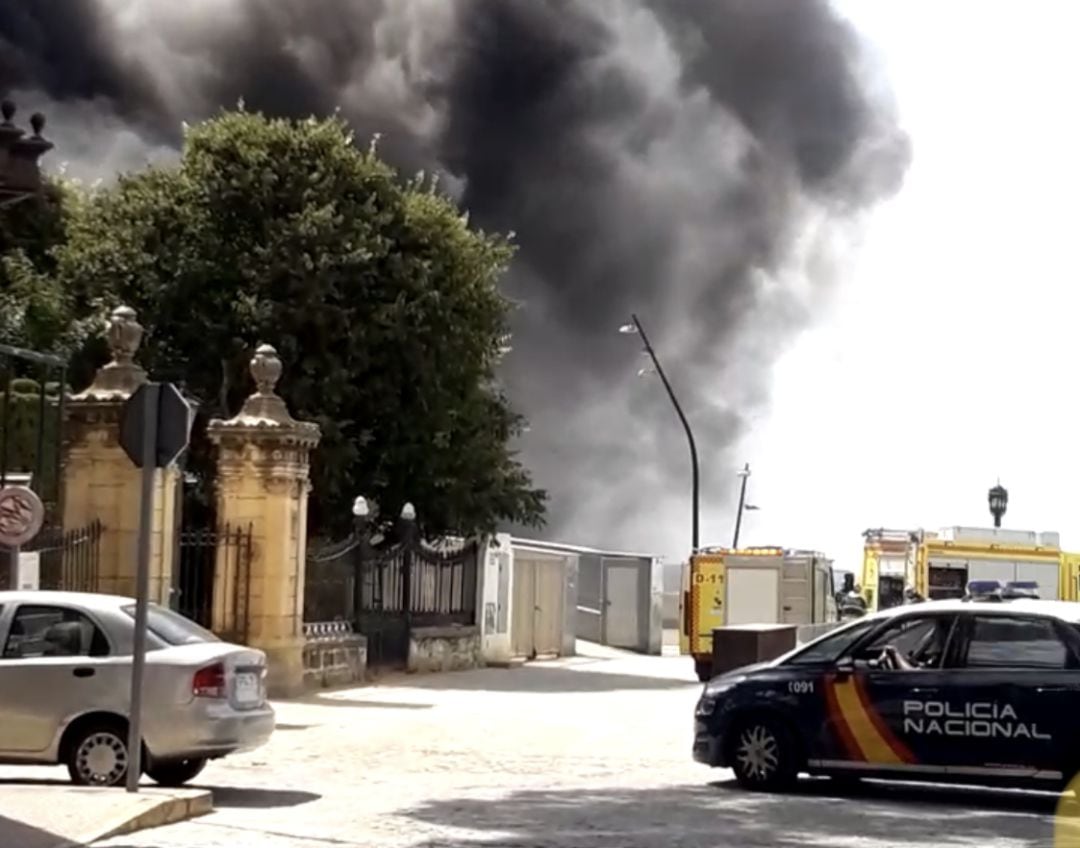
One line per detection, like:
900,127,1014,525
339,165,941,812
0,0,909,556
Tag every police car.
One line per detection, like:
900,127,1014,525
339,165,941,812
693,599,1080,791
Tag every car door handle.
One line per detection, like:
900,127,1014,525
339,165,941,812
1037,686,1068,693
72,667,95,678
909,687,938,694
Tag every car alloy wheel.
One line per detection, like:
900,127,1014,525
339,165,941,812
75,730,128,786
735,723,780,783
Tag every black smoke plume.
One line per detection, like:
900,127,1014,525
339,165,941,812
1,0,909,555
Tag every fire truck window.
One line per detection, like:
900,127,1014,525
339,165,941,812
964,616,1068,669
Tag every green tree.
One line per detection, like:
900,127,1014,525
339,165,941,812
0,180,97,358
36,109,546,537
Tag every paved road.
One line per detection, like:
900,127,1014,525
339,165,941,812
11,645,1065,846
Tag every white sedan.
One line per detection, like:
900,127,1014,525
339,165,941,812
0,590,274,786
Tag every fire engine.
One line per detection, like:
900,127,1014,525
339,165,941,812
680,546,836,681
860,526,1080,610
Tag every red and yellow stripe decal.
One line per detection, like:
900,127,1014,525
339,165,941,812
824,674,916,765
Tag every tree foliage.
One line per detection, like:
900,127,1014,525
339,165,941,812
9,109,546,537
0,180,98,359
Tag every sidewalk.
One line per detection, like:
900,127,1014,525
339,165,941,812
0,779,211,847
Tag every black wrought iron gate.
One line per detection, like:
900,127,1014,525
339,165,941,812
305,515,480,669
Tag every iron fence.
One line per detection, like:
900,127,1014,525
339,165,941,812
0,342,66,517
177,523,253,643
0,520,102,592
33,519,103,591
304,516,481,668
304,534,360,624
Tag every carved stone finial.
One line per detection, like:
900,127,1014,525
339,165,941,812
71,305,147,401
29,113,45,137
106,306,143,367
1,101,14,125
227,342,298,426
251,343,283,396
206,342,321,453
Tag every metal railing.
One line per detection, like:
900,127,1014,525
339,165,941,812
177,523,253,643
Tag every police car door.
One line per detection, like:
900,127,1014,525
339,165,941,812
821,612,961,775
946,611,1078,782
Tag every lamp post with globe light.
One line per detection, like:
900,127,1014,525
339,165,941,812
399,503,418,618
620,314,700,552
988,483,1008,529
351,496,371,620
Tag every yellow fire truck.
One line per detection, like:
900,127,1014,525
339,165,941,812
860,526,1080,610
680,547,836,681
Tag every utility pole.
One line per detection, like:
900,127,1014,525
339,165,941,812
731,463,751,549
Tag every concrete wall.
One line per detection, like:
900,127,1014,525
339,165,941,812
576,554,603,643
302,624,367,689
478,533,514,665
646,556,663,655
408,624,482,673
661,561,686,629
561,553,579,657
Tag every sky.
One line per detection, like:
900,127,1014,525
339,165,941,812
731,1,1080,572
9,1,1074,572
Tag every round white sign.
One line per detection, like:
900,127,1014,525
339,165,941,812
0,486,45,547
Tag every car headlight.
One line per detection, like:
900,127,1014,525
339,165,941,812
696,676,745,717
703,675,745,697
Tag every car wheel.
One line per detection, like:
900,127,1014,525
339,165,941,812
730,717,798,791
66,722,131,787
147,757,207,787
694,659,713,682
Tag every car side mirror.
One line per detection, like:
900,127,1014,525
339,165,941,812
835,657,855,677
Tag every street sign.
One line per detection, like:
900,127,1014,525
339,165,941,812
119,382,194,468
118,381,195,792
0,485,44,547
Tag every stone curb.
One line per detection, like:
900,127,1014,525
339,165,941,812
63,789,213,847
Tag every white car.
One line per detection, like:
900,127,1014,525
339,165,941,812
0,590,275,786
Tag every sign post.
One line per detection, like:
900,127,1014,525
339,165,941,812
0,485,44,589
119,381,192,793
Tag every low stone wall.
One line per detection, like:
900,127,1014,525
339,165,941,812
408,624,482,673
302,621,367,689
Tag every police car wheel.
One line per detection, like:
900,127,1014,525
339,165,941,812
730,718,797,791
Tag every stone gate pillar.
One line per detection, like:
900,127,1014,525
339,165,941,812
63,306,180,601
207,343,320,698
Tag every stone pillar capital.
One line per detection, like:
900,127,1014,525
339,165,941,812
71,305,147,403
207,343,321,476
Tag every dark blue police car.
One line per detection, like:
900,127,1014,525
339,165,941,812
694,599,1080,791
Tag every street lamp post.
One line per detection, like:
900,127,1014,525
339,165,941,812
731,463,751,549
351,496,371,622
0,101,53,208
988,483,1008,529
620,314,700,552
399,502,418,616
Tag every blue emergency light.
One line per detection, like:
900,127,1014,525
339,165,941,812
1002,580,1040,599
966,580,1003,597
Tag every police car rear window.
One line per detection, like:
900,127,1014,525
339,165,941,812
964,616,1067,669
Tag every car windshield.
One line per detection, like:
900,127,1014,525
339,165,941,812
122,604,220,646
781,618,879,666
